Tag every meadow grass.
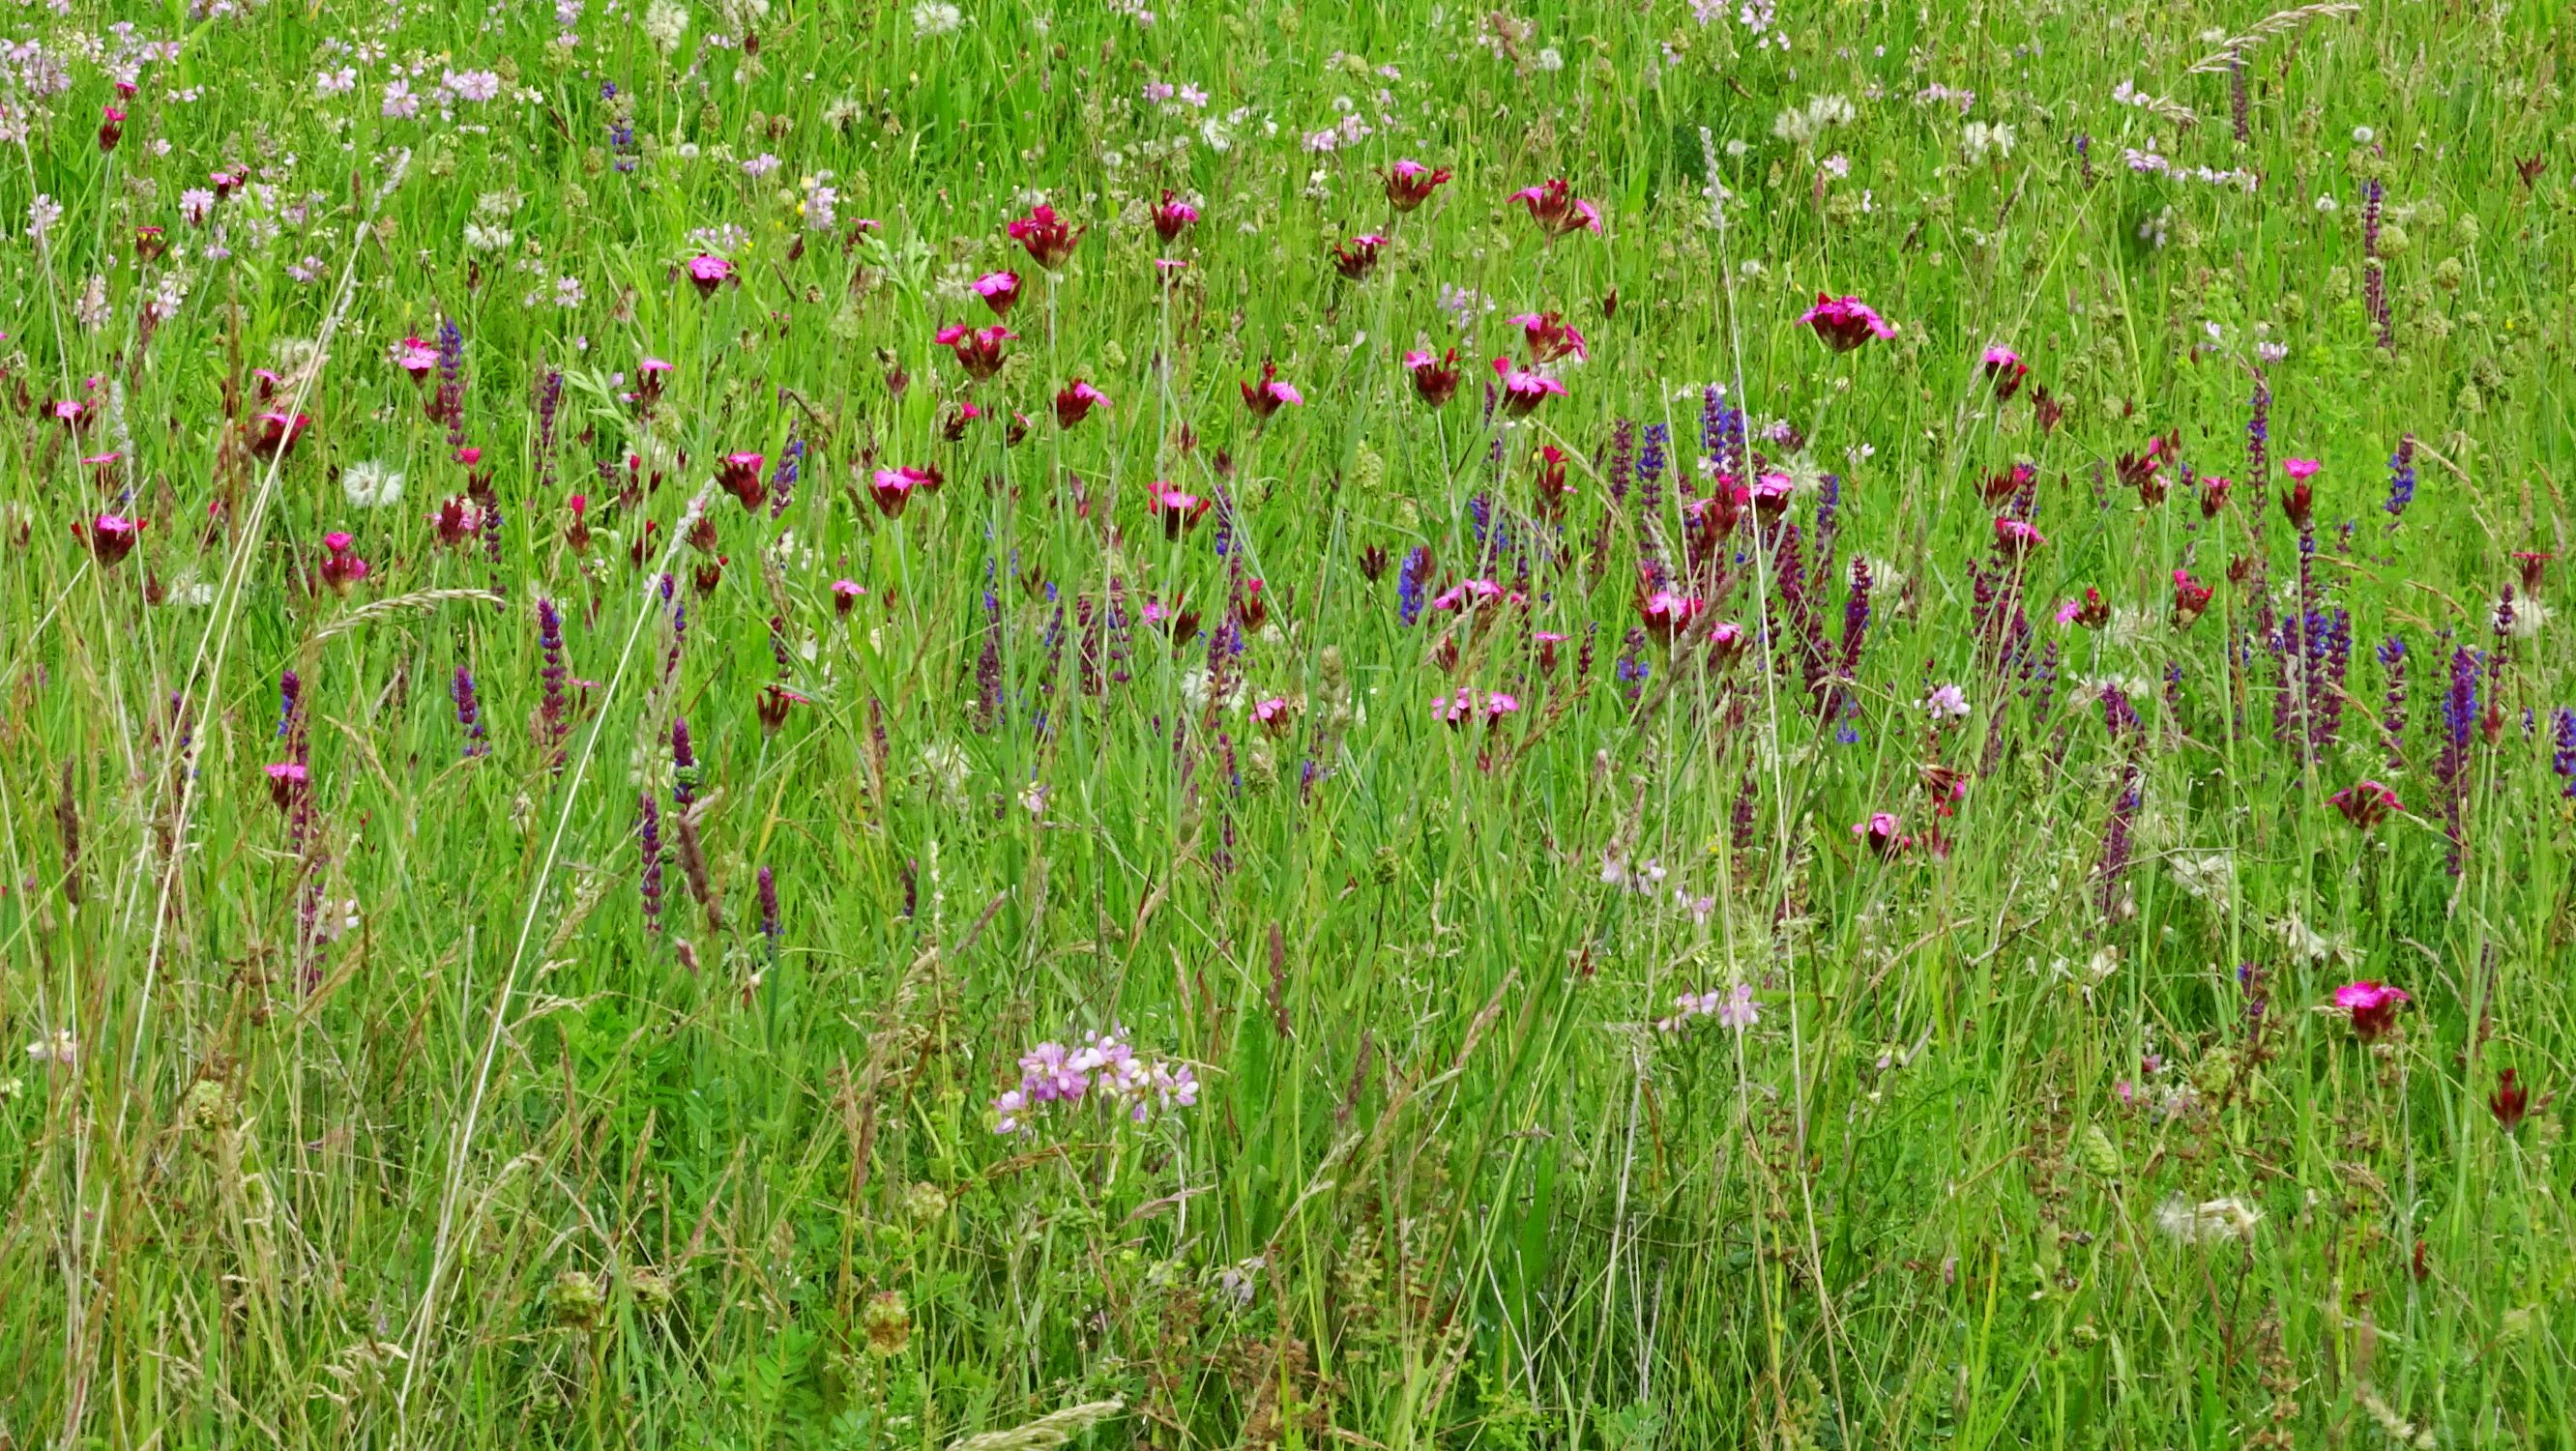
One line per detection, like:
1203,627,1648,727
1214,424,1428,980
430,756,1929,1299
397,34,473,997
3,0,2574,1445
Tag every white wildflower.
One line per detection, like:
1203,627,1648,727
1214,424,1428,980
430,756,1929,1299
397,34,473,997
24,1029,76,1067
910,0,963,37
162,570,220,607
918,740,972,801
2276,912,2356,967
2154,1194,2263,1246
2501,594,2549,640
1772,93,1853,147
642,0,691,53
342,460,406,508
2165,852,2236,912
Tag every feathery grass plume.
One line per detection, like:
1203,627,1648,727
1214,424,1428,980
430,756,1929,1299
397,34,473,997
946,1400,1125,1451
308,587,506,643
2183,2,2361,73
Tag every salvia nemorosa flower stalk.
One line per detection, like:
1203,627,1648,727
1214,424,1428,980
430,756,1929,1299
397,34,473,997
1074,594,1104,697
1606,419,1635,510
975,587,1005,733
1820,556,1872,727
1105,583,1133,686
867,697,893,802
638,793,664,933
1809,473,1844,601
758,865,780,960
2384,433,2416,519
278,667,304,740
1396,546,1431,627
1208,585,1249,713
2553,707,2576,798
2238,961,2270,1030
452,665,488,757
2293,564,2323,740
1837,556,1872,677
2245,376,2270,516
1701,385,1746,481
1767,522,1832,700
2230,55,2249,144
1969,556,2034,678
1729,769,1761,874
2096,762,2143,918
1637,422,1669,522
2378,635,2409,770
1033,602,1068,740
2363,178,2394,350
672,717,697,808
2317,607,2354,748
2436,645,2478,874
535,367,564,496
1615,625,1650,706
1213,481,1239,559
434,316,470,452
1595,419,1636,572
2101,684,2143,746
661,573,687,683
771,430,802,518
538,596,569,772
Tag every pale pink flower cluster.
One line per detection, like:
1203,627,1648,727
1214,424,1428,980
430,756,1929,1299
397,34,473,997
994,1028,1199,1134
1658,982,1760,1033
